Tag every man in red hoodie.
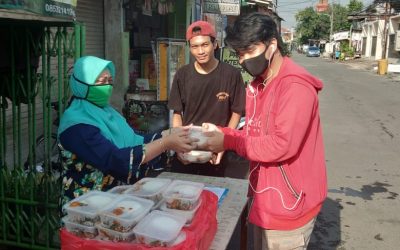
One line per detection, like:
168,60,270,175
203,13,327,249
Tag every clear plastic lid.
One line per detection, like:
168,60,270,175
63,191,117,224
107,185,132,194
162,180,204,210
99,195,154,232
133,210,186,246
171,231,186,246
124,178,171,202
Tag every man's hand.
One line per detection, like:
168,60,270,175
202,123,225,153
210,151,224,165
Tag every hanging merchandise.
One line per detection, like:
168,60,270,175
168,0,174,13
142,0,152,16
158,0,167,15
157,0,175,15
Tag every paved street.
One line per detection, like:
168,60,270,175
292,53,400,250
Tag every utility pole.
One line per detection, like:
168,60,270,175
382,0,390,59
330,0,334,41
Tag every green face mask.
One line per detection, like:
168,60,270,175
86,84,113,107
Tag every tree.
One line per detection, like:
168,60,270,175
295,7,330,45
331,3,351,32
295,2,360,45
348,0,363,14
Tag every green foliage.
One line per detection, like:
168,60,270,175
281,42,292,57
295,2,362,44
340,41,355,59
295,7,330,44
348,0,363,14
332,4,351,32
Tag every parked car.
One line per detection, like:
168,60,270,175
306,46,320,57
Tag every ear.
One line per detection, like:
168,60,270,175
268,39,278,57
213,40,218,50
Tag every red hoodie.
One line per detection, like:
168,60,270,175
222,57,327,230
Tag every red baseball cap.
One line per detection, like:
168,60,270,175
186,21,216,41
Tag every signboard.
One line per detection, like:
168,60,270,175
203,0,240,16
0,0,77,19
221,47,253,84
333,31,349,41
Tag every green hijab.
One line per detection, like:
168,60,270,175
58,56,143,148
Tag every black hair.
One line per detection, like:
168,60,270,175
225,12,287,56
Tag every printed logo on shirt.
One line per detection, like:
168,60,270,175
216,92,229,101
247,116,262,134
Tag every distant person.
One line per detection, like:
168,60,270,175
58,56,195,204
168,21,246,177
203,12,327,249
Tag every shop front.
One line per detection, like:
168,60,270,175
120,0,188,133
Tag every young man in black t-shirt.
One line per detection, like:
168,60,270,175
168,21,246,177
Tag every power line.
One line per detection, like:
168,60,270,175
277,0,315,8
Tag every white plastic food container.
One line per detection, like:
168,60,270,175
96,223,136,242
124,178,171,203
160,197,202,224
99,195,154,232
63,191,117,226
133,210,186,247
107,185,131,194
162,180,204,210
181,150,212,163
188,126,208,149
62,216,98,239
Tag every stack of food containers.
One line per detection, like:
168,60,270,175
62,178,206,246
180,126,213,163
62,191,117,239
97,195,154,242
124,178,171,209
160,180,204,225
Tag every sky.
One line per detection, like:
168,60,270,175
277,0,374,29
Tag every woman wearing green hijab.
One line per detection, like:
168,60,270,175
58,56,195,204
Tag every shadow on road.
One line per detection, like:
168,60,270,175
309,198,342,250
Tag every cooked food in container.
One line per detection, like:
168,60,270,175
124,178,171,203
162,180,204,210
63,191,117,226
99,195,154,232
181,150,212,163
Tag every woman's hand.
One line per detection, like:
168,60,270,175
163,127,197,153
202,123,225,153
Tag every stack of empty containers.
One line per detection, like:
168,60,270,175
62,178,205,247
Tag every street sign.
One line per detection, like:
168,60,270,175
0,0,77,19
220,47,252,84
203,0,240,16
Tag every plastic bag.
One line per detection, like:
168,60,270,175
61,190,218,250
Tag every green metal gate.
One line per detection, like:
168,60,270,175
0,19,85,250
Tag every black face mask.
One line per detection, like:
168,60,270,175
240,47,269,77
